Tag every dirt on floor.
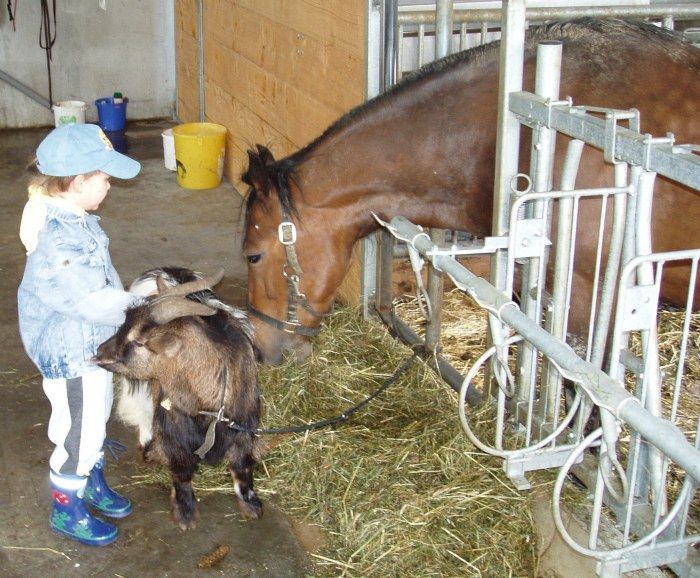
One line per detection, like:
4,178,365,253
0,122,311,578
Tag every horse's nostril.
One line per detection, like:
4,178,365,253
292,340,312,362
263,349,283,366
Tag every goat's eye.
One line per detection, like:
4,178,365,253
247,254,262,265
131,340,144,349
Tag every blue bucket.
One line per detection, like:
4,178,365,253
95,97,127,132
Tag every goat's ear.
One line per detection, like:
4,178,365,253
242,145,276,197
149,333,181,358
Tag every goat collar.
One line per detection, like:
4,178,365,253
194,366,237,459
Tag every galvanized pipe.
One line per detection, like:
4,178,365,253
383,0,399,90
374,0,399,319
417,23,426,66
398,4,700,25
488,0,526,395
590,163,629,370
435,0,453,59
492,0,526,282
633,169,666,512
518,41,561,421
543,138,583,423
0,68,51,110
509,92,700,191
425,0,453,353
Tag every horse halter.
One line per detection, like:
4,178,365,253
246,209,331,337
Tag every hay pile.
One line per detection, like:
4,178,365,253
255,305,541,577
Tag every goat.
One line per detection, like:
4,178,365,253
95,267,264,530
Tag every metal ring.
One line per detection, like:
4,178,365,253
510,173,532,196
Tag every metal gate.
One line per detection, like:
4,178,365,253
363,1,700,575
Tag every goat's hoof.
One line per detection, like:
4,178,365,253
140,446,156,464
171,503,199,530
173,511,198,530
176,518,198,531
237,495,263,520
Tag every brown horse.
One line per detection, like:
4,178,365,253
242,19,699,365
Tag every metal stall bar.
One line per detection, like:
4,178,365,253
424,0,454,357
360,0,385,321
509,93,700,190
488,0,527,399
397,4,700,26
541,138,583,436
364,0,399,324
630,170,666,515
0,69,51,110
515,41,561,436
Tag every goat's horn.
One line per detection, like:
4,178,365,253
158,269,225,297
156,274,170,295
150,296,218,325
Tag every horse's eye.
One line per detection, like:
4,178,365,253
247,254,262,264
131,340,144,349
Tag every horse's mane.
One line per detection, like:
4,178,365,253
243,18,692,220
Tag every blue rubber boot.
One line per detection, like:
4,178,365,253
84,455,132,519
49,471,118,547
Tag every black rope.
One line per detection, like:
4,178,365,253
39,0,56,106
223,353,418,436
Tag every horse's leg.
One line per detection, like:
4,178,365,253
228,452,263,519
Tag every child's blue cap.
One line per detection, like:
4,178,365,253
36,123,141,179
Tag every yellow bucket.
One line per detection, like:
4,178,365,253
172,123,227,189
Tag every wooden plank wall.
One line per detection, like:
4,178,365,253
175,0,367,189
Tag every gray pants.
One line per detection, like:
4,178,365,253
42,367,114,476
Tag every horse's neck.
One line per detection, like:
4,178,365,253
293,70,497,240
296,160,487,242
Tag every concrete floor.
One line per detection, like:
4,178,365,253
0,122,310,577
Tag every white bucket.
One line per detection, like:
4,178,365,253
162,129,176,171
52,100,87,127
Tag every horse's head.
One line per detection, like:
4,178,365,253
242,145,347,365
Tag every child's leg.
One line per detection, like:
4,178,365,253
43,367,113,476
43,369,119,545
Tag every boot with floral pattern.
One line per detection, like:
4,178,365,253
84,455,132,518
49,470,118,546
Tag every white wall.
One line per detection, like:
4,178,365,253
0,0,175,128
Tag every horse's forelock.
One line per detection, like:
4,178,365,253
243,148,298,233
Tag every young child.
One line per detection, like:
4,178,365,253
18,123,141,547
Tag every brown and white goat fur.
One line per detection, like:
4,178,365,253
95,267,263,530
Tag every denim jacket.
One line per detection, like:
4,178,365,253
18,203,136,379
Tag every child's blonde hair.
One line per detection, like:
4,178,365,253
29,175,76,197
27,157,100,197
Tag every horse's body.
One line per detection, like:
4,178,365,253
243,19,699,365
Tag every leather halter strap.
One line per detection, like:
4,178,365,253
247,208,331,337
246,299,323,337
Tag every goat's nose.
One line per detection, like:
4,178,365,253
91,354,112,366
